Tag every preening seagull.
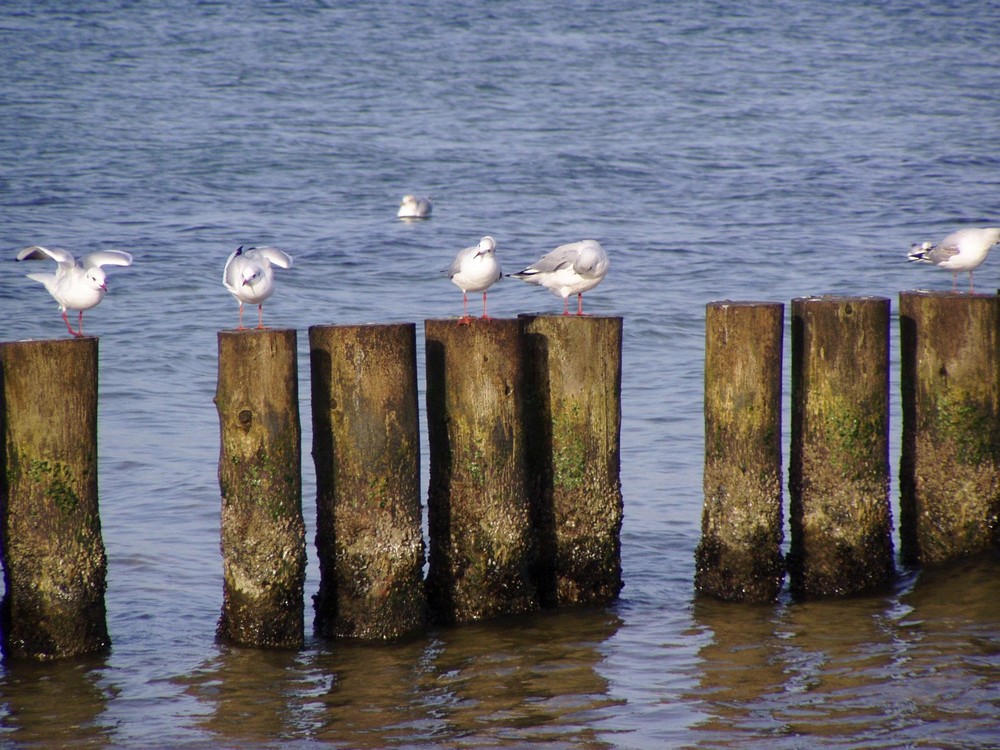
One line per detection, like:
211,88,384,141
449,235,501,323
510,239,609,315
16,245,133,337
907,227,1000,293
223,245,293,329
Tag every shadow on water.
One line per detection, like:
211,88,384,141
177,607,624,748
685,553,1000,749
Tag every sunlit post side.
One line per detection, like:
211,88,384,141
310,323,425,640
696,301,785,602
424,319,538,624
899,291,1000,566
0,337,110,660
519,314,624,608
215,329,306,649
789,296,894,598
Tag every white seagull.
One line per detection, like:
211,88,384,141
397,194,433,219
510,239,609,315
449,235,501,323
16,245,133,337
223,245,293,329
907,227,1000,293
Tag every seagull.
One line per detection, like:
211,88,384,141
16,245,133,337
907,227,1000,293
509,239,609,315
449,235,501,324
397,194,433,219
223,245,293,329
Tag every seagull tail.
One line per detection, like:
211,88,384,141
508,269,537,280
907,244,932,263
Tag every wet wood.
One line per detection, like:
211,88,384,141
520,314,623,607
789,296,894,598
899,291,1000,566
697,301,785,602
310,323,425,640
0,337,110,660
424,318,538,624
215,329,305,648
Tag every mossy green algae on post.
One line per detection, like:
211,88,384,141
0,337,109,660
519,314,623,608
899,291,1000,566
789,296,894,599
216,329,305,649
697,301,785,602
310,323,425,640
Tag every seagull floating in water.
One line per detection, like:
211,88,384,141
16,245,133,337
223,245,293,330
510,239,609,315
907,227,1000,293
449,235,501,324
397,194,432,219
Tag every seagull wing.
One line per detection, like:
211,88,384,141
246,246,293,269
223,247,244,294
448,245,475,279
524,244,580,274
81,250,133,269
16,245,75,266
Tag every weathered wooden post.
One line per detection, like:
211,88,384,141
0,338,110,660
789,296,894,598
696,302,785,602
519,314,623,608
309,323,425,640
215,329,306,648
424,319,538,624
899,291,1000,565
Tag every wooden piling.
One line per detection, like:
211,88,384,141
697,302,785,602
309,323,425,640
519,315,623,608
215,329,305,648
424,319,538,624
899,291,1000,566
789,296,894,598
0,338,110,660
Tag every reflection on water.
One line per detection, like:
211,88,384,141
0,654,115,749
687,555,1000,749
178,609,623,748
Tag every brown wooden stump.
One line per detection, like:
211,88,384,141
789,296,894,598
0,337,110,660
309,323,425,640
519,315,623,608
215,329,305,648
696,301,785,602
899,291,1000,566
424,319,538,624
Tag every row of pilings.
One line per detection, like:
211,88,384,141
0,316,623,660
696,291,1000,603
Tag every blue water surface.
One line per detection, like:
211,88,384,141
1,1,999,748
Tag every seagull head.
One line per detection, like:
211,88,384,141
476,236,497,257
86,267,108,292
241,267,262,287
